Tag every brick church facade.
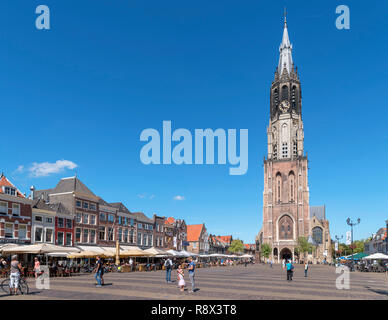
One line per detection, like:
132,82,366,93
256,16,332,264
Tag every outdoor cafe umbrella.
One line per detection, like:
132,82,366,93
362,253,388,260
2,243,80,254
144,247,172,256
166,249,185,257
119,248,155,257
67,250,102,259
180,250,199,257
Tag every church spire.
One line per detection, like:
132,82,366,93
278,10,293,76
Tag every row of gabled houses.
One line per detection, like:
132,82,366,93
0,173,244,254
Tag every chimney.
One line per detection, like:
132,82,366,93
30,186,35,200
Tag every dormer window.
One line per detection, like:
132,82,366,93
4,187,16,196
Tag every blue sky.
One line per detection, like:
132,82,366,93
1,1,387,243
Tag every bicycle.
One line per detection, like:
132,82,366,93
1,273,29,295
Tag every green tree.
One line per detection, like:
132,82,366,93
295,236,313,261
228,239,244,254
261,243,272,259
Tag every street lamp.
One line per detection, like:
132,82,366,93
335,235,343,260
346,218,361,255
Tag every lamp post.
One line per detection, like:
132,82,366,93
346,218,361,256
335,235,343,261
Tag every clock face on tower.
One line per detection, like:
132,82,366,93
279,100,290,113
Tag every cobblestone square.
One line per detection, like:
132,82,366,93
2,264,388,300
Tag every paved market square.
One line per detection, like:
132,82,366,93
1,264,388,300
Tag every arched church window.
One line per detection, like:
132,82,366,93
279,215,293,240
289,171,295,202
273,89,279,109
291,86,298,110
281,85,288,101
276,173,282,203
312,227,323,244
293,141,297,156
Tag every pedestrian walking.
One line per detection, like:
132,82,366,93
33,257,41,279
270,259,273,268
282,259,286,270
177,265,185,292
129,258,133,271
286,260,294,281
164,258,172,283
94,256,103,288
188,257,196,293
9,255,22,295
304,261,309,277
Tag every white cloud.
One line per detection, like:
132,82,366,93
138,193,155,199
173,195,185,201
13,165,25,174
29,160,78,177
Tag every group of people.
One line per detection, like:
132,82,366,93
1,255,44,295
164,257,197,293
281,259,310,281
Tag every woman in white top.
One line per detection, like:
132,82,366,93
9,255,22,295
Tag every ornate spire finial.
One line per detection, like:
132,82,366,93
284,7,287,24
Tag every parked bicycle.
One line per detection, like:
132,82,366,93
1,273,29,295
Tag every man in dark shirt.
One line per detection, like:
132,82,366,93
94,256,103,288
188,257,196,293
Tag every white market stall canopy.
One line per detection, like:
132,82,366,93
2,244,80,254
145,247,172,256
362,253,388,260
241,254,253,258
166,250,186,257
181,250,199,257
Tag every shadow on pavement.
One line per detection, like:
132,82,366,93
366,287,388,296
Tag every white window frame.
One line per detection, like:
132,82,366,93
5,223,14,238
0,201,7,214
99,226,106,241
18,224,27,240
57,232,64,245
65,232,72,246
35,227,43,242
90,229,96,244
45,228,54,243
12,203,20,216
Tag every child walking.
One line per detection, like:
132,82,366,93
177,265,185,292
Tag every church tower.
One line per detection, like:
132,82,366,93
258,15,310,262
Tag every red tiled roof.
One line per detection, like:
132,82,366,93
165,217,175,225
0,175,25,198
217,235,232,244
187,224,203,242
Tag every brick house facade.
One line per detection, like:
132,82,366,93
0,174,32,244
